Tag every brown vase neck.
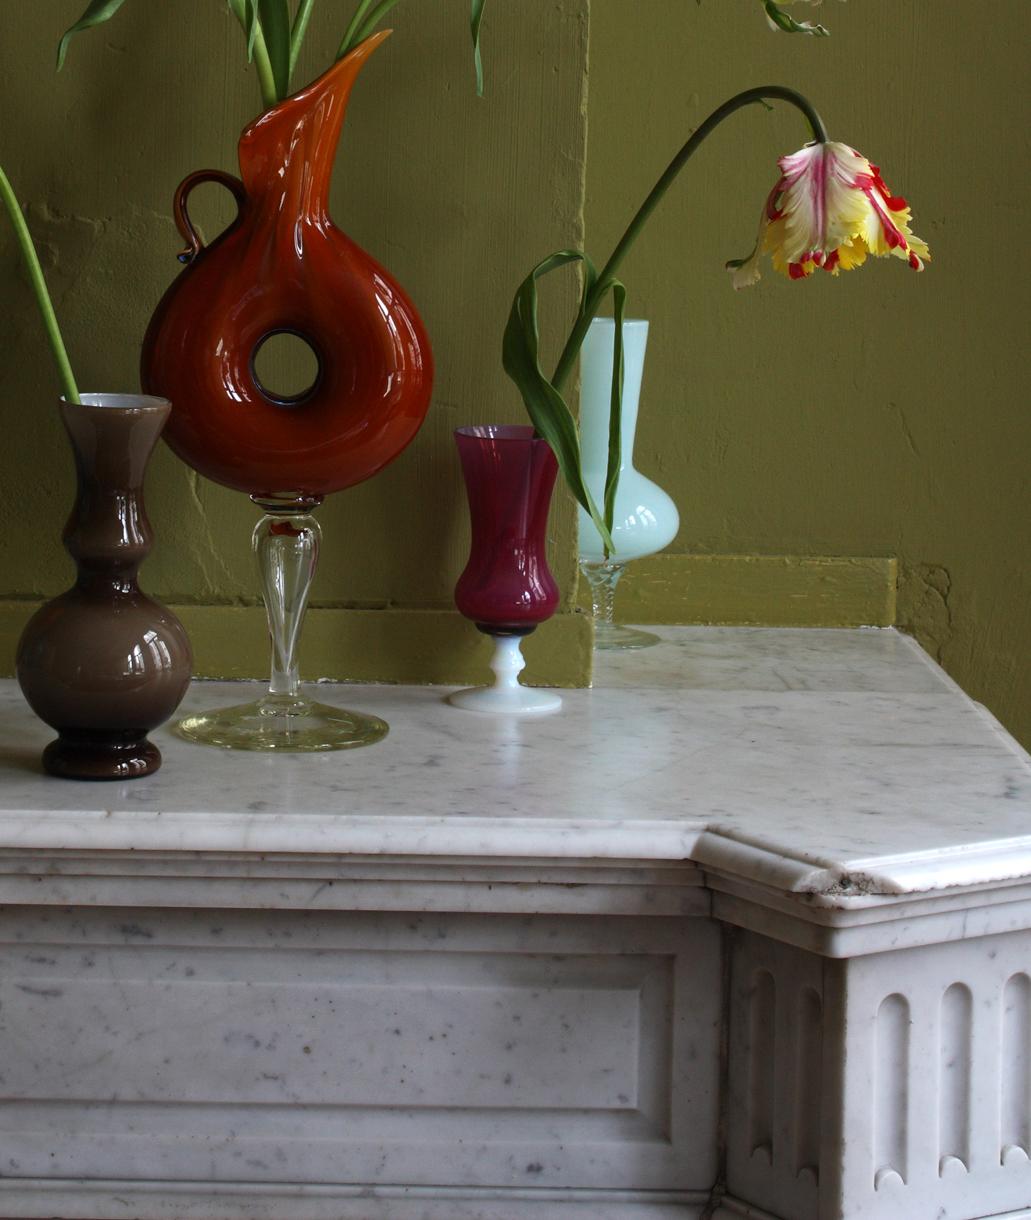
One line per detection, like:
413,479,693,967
237,31,389,223
60,396,170,582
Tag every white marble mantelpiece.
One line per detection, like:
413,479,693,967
0,627,1028,897
0,626,1029,1220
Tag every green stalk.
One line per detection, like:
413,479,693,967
250,23,281,107
337,0,378,58
0,166,79,403
351,0,404,46
551,85,828,392
228,0,281,109
290,0,317,76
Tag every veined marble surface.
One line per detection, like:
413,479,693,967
0,627,1028,898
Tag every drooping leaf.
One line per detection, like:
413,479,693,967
56,0,129,70
502,251,614,554
257,0,292,97
601,280,627,537
762,0,831,36
470,0,488,96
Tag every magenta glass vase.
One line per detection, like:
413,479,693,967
450,426,562,715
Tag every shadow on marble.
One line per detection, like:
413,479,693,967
0,742,47,775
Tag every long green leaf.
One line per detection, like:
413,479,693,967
290,0,317,76
470,0,488,96
502,251,614,554
338,0,402,59
56,0,129,69
242,0,259,61
258,0,292,97
353,0,404,46
337,0,376,58
601,280,627,537
232,0,278,107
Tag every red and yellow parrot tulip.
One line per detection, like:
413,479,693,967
729,140,930,288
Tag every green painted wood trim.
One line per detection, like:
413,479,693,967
0,604,594,688
576,554,897,627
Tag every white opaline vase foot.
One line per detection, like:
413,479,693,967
448,634,562,716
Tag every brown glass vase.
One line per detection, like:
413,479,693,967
16,395,192,780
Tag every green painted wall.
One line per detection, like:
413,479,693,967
0,0,591,687
1,3,1027,742
585,0,1030,745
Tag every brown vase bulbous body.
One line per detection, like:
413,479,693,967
16,395,192,780
141,32,433,500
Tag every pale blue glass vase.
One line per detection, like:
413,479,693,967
577,318,679,649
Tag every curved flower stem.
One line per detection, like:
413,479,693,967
551,85,827,392
0,166,79,403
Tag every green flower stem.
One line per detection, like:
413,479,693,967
227,0,281,109
252,29,281,107
290,0,318,76
338,0,378,58
353,0,404,48
0,166,79,403
551,85,828,392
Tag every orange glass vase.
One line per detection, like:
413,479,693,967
141,30,432,499
143,32,431,752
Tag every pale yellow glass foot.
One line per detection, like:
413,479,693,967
593,621,660,651
174,693,388,752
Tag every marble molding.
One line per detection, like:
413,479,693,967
0,626,1028,1219
0,628,1027,894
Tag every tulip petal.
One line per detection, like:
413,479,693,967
734,138,931,286
726,181,783,290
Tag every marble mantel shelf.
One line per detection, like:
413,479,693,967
0,627,1027,903
3,626,1030,1220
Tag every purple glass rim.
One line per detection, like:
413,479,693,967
455,424,539,443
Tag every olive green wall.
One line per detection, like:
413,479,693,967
0,1,592,688
1,3,1027,739
586,0,1030,745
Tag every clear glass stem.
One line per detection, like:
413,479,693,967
174,492,389,751
581,560,624,632
252,495,322,703
579,559,659,652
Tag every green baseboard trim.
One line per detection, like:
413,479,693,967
0,603,595,688
577,553,897,627
0,555,892,690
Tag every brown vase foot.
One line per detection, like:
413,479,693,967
42,732,162,781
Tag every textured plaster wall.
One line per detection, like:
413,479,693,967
586,0,1030,746
0,1,589,668
2,2,1027,740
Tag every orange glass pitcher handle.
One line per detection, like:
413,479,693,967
173,170,247,265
